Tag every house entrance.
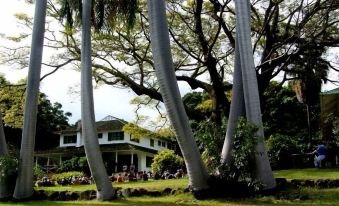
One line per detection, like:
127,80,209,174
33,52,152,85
117,154,138,172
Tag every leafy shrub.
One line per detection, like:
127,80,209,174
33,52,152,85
218,118,261,191
266,134,302,169
0,155,18,193
52,171,86,185
151,150,184,176
57,156,89,175
33,165,47,180
52,171,83,182
192,118,227,172
0,155,18,180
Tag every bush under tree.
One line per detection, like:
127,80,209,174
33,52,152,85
151,149,184,177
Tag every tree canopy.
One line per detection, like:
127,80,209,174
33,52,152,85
0,75,71,150
0,0,338,124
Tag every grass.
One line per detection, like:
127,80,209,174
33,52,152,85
37,178,189,192
273,168,339,180
2,168,339,205
1,188,339,206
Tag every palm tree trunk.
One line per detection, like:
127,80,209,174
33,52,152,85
0,112,8,155
13,0,47,199
147,0,209,191
221,40,245,165
81,0,114,200
234,0,276,189
0,112,10,199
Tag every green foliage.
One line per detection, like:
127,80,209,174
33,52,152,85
323,113,339,147
122,123,152,140
51,171,84,182
263,82,309,137
266,134,303,169
57,157,89,175
182,92,211,121
122,122,175,141
219,118,260,190
59,0,138,32
33,165,47,180
151,150,184,175
0,75,71,150
192,118,227,172
0,155,18,183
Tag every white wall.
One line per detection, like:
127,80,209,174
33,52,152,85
59,130,172,152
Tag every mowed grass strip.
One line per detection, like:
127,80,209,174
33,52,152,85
1,188,339,206
37,178,189,192
273,168,339,180
3,169,338,206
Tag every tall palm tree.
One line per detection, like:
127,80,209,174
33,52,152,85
147,0,209,191
13,0,47,199
0,112,7,155
81,0,114,200
221,41,245,165
233,0,276,189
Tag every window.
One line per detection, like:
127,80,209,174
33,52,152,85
158,140,161,146
63,135,77,144
162,141,166,147
98,133,103,139
167,143,171,149
150,139,154,147
108,132,124,141
130,135,140,143
146,156,153,167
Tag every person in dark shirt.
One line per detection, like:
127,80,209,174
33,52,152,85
308,144,327,167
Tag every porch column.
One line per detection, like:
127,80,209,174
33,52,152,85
115,151,118,173
35,157,38,168
46,156,50,173
131,151,134,164
59,155,62,165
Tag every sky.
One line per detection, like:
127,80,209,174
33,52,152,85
0,0,158,124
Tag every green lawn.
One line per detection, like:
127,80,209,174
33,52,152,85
37,178,189,192
273,168,339,180
2,169,339,206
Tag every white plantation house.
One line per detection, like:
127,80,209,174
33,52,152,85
35,116,175,173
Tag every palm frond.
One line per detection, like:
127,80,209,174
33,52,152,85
58,0,138,32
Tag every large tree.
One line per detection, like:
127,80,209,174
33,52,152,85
13,0,47,199
0,76,71,150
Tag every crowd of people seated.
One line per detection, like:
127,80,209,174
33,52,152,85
109,164,185,183
36,164,185,187
36,175,91,186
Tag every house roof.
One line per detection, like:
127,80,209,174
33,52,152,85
59,118,128,134
321,87,339,95
34,143,158,157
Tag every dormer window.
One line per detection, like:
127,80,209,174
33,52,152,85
150,139,154,147
98,133,103,139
